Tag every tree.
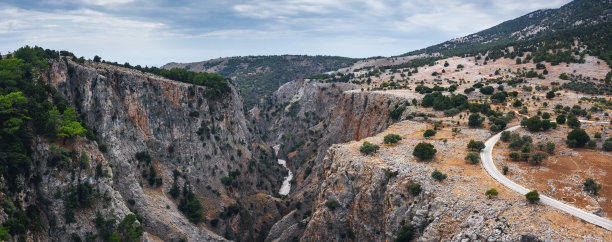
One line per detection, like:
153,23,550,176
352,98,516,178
409,183,421,196
529,152,548,165
423,129,437,137
566,129,590,148
546,91,555,99
413,142,436,160
384,134,402,144
431,169,447,182
603,138,612,151
464,152,480,164
502,166,509,175
93,55,102,62
325,200,340,210
546,142,555,154
541,119,551,130
468,113,483,127
467,140,485,151
525,116,542,131
525,190,540,203
583,178,602,195
559,73,569,80
485,188,498,199
566,113,580,128
49,106,87,140
500,131,511,142
360,141,380,155
117,214,145,242
509,152,520,160
395,224,414,242
556,114,566,124
480,86,494,95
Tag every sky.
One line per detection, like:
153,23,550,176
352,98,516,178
0,0,572,67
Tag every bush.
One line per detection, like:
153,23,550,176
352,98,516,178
566,129,590,148
559,73,569,80
588,140,597,148
409,183,421,196
325,200,340,210
360,141,380,155
556,114,566,124
413,143,436,160
468,113,483,127
465,152,480,164
431,169,447,182
566,114,580,128
509,152,520,160
529,152,548,165
502,166,509,175
485,188,498,198
467,140,485,151
500,131,511,142
546,91,555,99
583,178,602,195
546,142,555,154
525,116,542,131
480,86,494,95
603,138,612,151
395,224,414,242
525,190,540,203
384,134,402,144
423,129,437,137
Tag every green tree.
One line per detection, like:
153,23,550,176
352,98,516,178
360,141,380,155
502,166,509,175
559,73,569,80
480,86,494,95
431,169,447,182
603,138,612,151
117,214,145,242
546,91,555,99
464,152,480,164
509,152,520,160
467,140,485,151
468,113,483,127
556,114,566,124
500,131,511,142
485,188,498,199
384,134,402,144
423,129,437,137
546,142,555,154
325,200,340,210
525,116,542,131
529,152,548,165
413,142,436,160
583,178,602,195
566,129,590,148
409,183,421,196
525,190,540,203
49,106,86,140
395,224,414,242
566,113,580,128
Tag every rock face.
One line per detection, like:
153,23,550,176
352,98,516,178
44,59,285,241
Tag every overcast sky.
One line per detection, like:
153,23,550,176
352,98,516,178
0,0,572,66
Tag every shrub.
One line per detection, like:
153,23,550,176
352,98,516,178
325,200,341,210
431,169,447,182
500,131,511,142
502,166,509,175
556,114,566,124
468,113,483,127
485,188,498,199
588,140,597,148
467,140,485,151
409,183,421,196
525,116,542,131
413,143,436,160
525,190,540,203
509,152,520,160
395,224,414,242
465,152,480,164
360,141,380,155
567,114,580,128
566,129,590,148
529,152,548,165
546,142,555,154
480,86,494,95
603,138,612,151
384,134,402,144
583,178,602,195
546,91,555,99
559,73,569,80
423,129,437,137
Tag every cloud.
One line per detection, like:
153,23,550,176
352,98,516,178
0,0,574,66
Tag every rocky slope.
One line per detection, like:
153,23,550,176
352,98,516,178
44,59,286,241
163,55,357,108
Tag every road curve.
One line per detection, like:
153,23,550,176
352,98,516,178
480,123,612,231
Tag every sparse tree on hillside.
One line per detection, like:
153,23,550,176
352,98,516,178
525,190,540,203
467,140,485,151
413,142,436,160
485,188,498,199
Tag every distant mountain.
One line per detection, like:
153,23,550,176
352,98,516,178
163,55,357,108
403,0,612,57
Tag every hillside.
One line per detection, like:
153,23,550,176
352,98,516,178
402,0,612,57
162,55,357,108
